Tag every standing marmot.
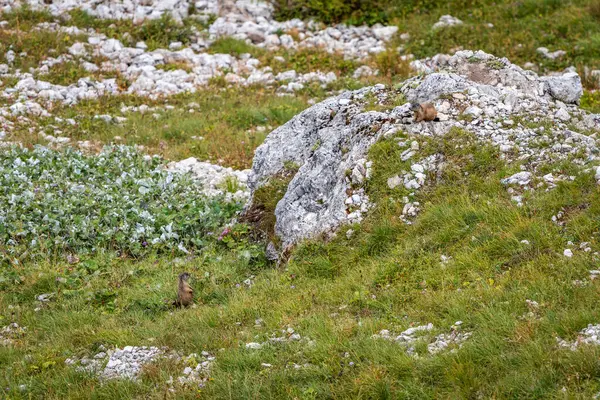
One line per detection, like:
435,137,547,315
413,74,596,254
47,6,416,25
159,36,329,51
411,103,438,122
174,272,193,308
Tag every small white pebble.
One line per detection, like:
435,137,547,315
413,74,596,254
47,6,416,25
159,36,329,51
564,249,573,258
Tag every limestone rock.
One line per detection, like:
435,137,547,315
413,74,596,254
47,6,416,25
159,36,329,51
543,72,583,104
245,50,597,250
246,86,396,249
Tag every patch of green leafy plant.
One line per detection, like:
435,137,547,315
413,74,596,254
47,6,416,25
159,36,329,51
216,224,268,272
0,145,242,265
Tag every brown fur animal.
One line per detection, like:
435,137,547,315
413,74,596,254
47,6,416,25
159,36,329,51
411,103,438,122
174,272,193,308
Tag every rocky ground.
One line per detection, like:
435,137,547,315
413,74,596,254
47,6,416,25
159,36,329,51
249,50,599,250
2,0,600,398
0,0,406,182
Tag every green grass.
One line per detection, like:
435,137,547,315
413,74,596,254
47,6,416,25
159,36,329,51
209,37,264,58
274,0,600,82
3,128,600,398
271,0,390,25
7,86,311,169
395,0,600,75
2,1,600,398
34,61,101,86
0,29,87,72
1,5,55,30
66,11,204,51
581,90,600,113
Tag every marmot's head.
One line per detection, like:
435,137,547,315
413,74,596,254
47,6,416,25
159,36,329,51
179,272,191,282
409,102,421,111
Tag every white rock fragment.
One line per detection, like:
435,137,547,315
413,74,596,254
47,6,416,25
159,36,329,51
373,322,471,356
167,157,250,202
537,47,566,60
432,15,463,29
501,172,532,186
557,324,600,350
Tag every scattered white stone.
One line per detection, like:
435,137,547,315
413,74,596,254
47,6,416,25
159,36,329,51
167,157,250,202
555,107,570,122
557,324,600,350
1,323,26,346
400,201,420,224
374,322,471,356
353,65,375,79
387,175,402,189
245,342,262,350
428,329,472,354
501,171,532,186
537,47,567,60
432,15,463,29
36,293,55,302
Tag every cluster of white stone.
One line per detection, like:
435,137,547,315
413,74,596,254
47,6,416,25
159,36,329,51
0,0,214,23
0,0,401,150
385,152,444,224
0,323,27,346
373,321,471,356
397,51,599,204
65,345,215,387
245,326,314,350
166,156,251,201
345,157,373,224
557,324,600,351
210,13,397,60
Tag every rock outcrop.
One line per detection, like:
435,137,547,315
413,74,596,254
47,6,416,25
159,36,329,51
246,50,600,252
247,84,392,249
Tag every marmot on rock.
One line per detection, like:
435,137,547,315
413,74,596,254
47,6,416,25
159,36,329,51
174,272,193,308
411,103,438,122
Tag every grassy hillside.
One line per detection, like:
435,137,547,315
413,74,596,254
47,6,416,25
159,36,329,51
2,129,600,398
1,1,600,398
